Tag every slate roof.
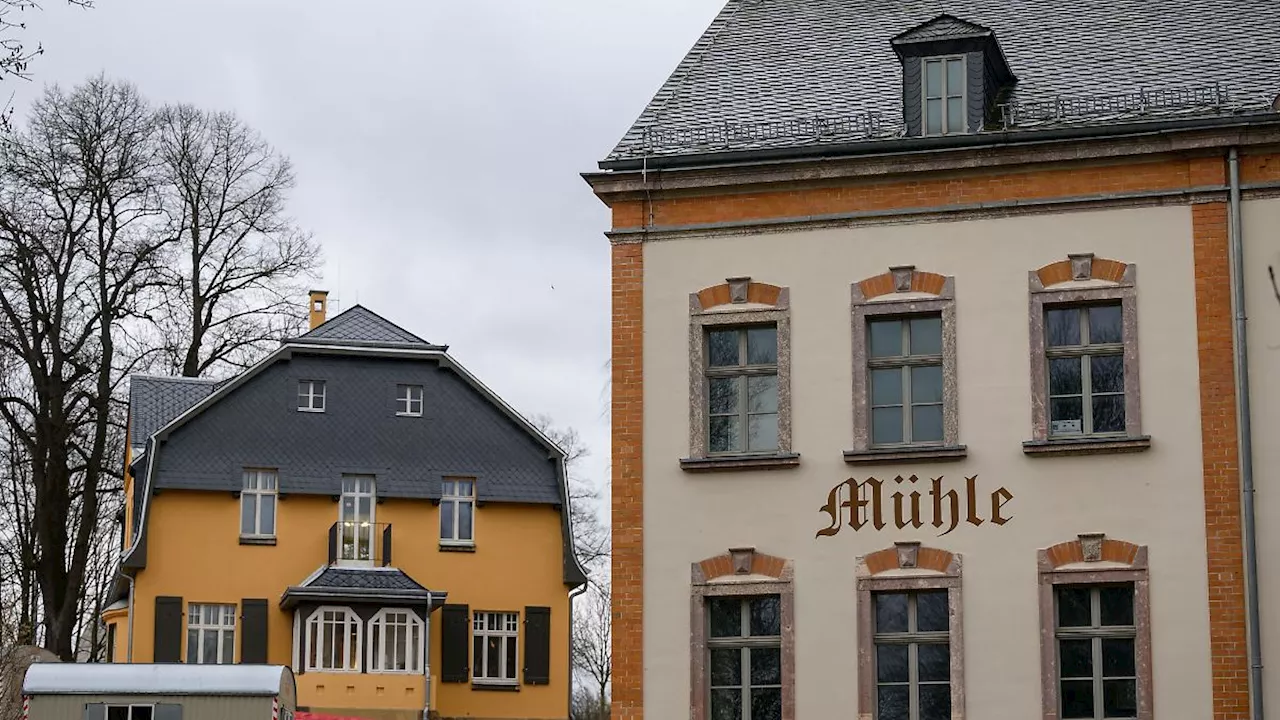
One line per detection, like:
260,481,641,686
308,567,428,592
605,0,1280,162
296,305,439,348
128,375,220,450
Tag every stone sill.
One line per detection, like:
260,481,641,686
471,682,519,692
844,445,968,465
239,536,277,546
1022,436,1152,457
680,453,801,473
439,543,476,553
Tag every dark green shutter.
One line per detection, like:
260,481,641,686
523,606,551,685
441,604,470,683
154,704,184,720
241,599,269,663
82,704,106,720
154,595,183,663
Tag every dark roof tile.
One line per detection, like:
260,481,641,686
308,567,428,592
297,305,436,347
128,376,220,449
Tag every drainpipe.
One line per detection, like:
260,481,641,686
567,581,590,716
1228,146,1264,720
117,571,136,663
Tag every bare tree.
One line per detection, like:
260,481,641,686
153,104,319,377
0,76,166,659
0,1,92,81
572,582,611,720
528,414,609,573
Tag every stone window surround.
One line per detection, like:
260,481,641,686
1026,254,1149,457
848,267,964,465
683,277,798,473
690,548,796,720
1037,535,1153,720
856,542,965,720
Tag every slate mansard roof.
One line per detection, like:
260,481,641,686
604,0,1280,164
128,375,220,452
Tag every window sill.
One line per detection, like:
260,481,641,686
239,536,277,546
844,445,967,465
679,453,801,473
1022,436,1151,457
439,543,476,553
297,407,325,413
472,681,519,692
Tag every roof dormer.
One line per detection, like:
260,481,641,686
891,14,1016,137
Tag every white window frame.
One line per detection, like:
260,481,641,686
369,609,426,674
240,469,278,538
186,603,236,665
338,475,377,566
922,55,966,136
396,384,424,417
472,610,519,685
306,606,363,673
298,379,326,412
440,478,476,546
105,706,155,720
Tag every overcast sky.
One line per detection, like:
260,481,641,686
13,0,726,506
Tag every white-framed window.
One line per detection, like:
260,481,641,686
106,706,154,720
186,603,236,665
339,475,376,565
298,379,326,412
473,611,519,684
923,56,965,136
306,606,362,672
369,609,425,673
240,469,278,538
440,478,475,545
397,384,424,417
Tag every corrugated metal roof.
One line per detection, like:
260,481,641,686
22,664,290,696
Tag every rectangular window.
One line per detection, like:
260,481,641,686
868,316,944,446
707,595,782,720
339,475,376,564
1055,585,1138,720
706,326,779,455
240,469,278,538
186,603,235,665
473,611,519,684
298,379,326,412
873,591,951,720
1045,304,1125,437
397,384,424,416
371,609,424,673
440,478,476,545
923,57,965,135
106,707,154,720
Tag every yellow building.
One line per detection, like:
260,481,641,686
104,296,586,720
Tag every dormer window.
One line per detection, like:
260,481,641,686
923,56,966,135
298,380,326,412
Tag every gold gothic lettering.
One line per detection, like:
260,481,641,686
817,475,1013,538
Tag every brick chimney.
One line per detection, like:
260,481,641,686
308,290,329,330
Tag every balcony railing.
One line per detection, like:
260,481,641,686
327,521,392,567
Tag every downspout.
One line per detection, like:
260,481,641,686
120,570,136,663
1228,146,1264,720
568,582,590,715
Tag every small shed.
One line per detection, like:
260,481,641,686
21,664,297,720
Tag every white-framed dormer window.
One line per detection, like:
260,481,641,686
440,478,475,546
369,609,425,673
923,56,966,136
186,603,236,664
473,611,519,685
298,379,326,412
240,469,278,538
306,606,362,672
397,384,424,417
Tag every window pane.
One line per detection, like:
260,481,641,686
910,316,942,355
1057,588,1093,628
875,593,908,633
749,596,781,636
133,709,154,720
487,637,500,679
1103,679,1138,718
709,377,740,415
872,407,904,445
241,495,257,535
458,501,473,541
947,97,965,132
946,58,964,95
871,368,903,406
1047,308,1082,347
750,647,781,685
222,631,234,664
202,629,218,664
747,327,778,365
505,637,516,679
870,320,903,358
108,708,129,720
473,636,483,677
750,688,782,720
926,99,943,135
917,591,949,631
1049,357,1083,396
1103,638,1136,677
878,685,910,720
747,376,778,414
710,648,741,686
919,683,952,720
1092,395,1126,434
748,413,778,452
708,331,740,367
260,495,276,536
912,405,944,443
876,644,909,683
186,629,198,664
709,598,742,638
710,416,742,453
1100,586,1135,626
925,60,942,97
918,643,950,682
440,500,455,539
911,365,943,404
1091,355,1125,394
1061,680,1096,719
710,689,742,720
1050,397,1084,435
1090,305,1123,344
1060,639,1093,678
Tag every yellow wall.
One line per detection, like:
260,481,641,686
130,490,573,719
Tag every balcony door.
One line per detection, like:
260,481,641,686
339,475,376,566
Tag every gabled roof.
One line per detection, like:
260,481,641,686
892,14,991,45
295,305,444,349
128,375,220,450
